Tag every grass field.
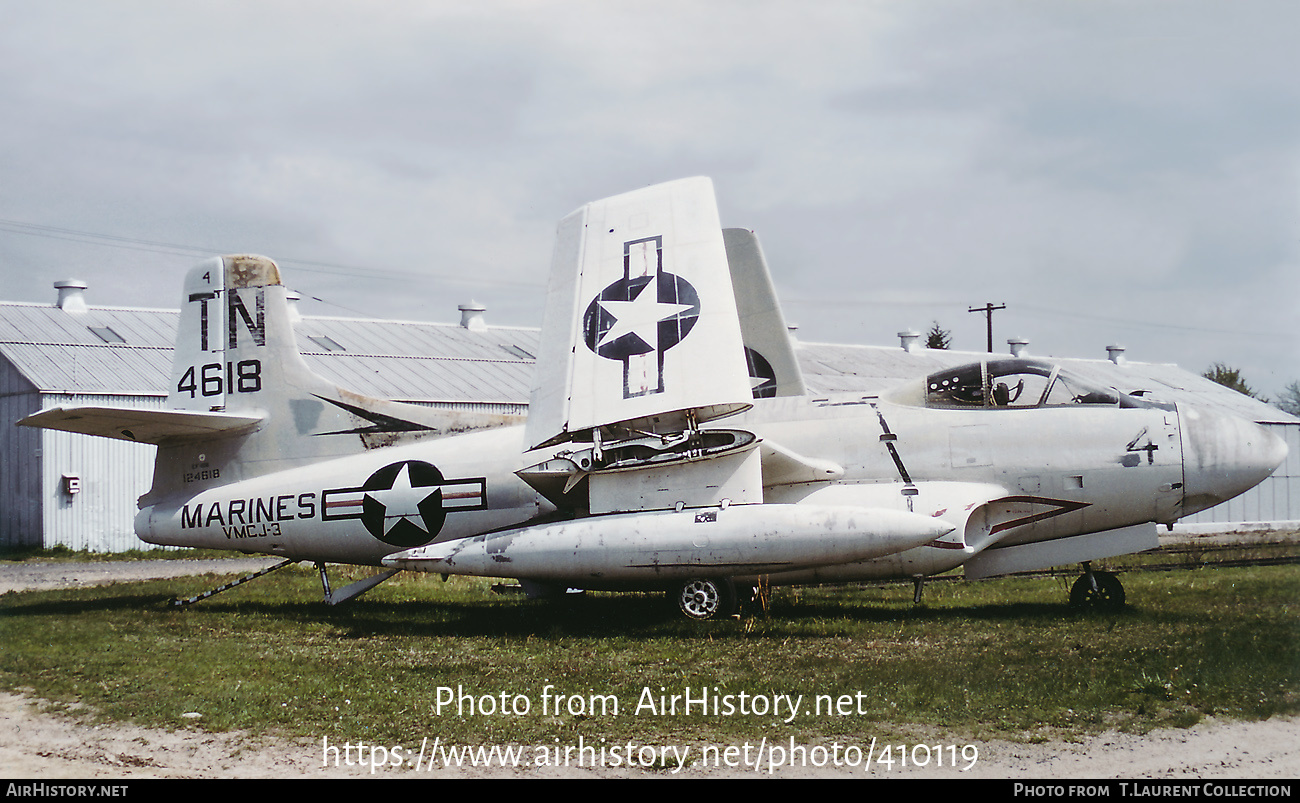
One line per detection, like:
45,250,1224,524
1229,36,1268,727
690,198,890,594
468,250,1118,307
0,561,1296,748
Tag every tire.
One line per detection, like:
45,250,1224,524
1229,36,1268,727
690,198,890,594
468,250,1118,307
1069,570,1126,610
677,578,737,620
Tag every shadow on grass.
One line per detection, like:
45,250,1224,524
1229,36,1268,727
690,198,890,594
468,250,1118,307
0,592,185,616
0,575,1212,641
172,593,1128,639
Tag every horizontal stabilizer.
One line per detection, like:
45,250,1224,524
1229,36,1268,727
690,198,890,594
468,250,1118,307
18,405,263,444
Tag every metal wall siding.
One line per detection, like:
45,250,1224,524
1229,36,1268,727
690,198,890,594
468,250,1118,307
404,399,527,415
38,393,160,552
803,344,950,381
0,360,42,550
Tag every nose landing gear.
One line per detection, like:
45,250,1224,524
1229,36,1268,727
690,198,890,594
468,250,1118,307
1069,562,1126,610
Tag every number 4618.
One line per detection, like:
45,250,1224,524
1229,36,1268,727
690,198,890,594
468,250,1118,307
176,360,262,398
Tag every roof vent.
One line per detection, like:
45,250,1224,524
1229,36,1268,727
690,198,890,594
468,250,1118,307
1008,337,1029,358
1106,345,1127,365
898,330,921,353
458,300,487,331
54,279,88,314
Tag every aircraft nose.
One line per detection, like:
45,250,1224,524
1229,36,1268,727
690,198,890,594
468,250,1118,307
1179,403,1288,517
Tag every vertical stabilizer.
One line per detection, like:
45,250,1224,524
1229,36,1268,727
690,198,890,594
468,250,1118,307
24,252,522,508
168,257,233,412
143,255,517,505
150,255,375,500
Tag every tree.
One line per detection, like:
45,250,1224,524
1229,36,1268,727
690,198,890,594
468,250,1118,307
1202,363,1260,399
925,321,952,350
1275,380,1300,416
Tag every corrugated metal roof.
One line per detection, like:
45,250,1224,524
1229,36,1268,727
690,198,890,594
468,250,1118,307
300,354,534,404
1,343,173,396
0,301,1293,423
0,302,177,349
294,316,540,361
0,302,540,403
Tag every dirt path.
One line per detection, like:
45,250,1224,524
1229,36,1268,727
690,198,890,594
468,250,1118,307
1,691,1295,779
0,557,285,595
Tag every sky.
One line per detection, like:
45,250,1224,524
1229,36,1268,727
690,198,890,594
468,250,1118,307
1,1,1296,400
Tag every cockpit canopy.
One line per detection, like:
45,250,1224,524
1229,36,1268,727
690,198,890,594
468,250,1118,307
908,359,1154,410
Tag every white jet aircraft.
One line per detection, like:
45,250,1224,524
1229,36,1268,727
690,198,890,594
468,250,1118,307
19,178,1288,619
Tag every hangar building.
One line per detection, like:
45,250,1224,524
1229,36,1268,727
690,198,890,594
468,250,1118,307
2,281,1295,552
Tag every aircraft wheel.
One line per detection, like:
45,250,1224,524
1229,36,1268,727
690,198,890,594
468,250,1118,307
1069,571,1125,610
677,578,736,620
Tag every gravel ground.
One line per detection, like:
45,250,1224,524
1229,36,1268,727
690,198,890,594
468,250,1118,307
0,557,285,596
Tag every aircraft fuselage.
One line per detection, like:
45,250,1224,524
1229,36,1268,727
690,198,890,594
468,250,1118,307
137,384,1267,590
22,181,1289,616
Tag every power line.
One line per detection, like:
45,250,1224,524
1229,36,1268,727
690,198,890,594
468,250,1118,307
0,217,544,290
0,219,213,259
967,302,1006,353
780,294,1290,341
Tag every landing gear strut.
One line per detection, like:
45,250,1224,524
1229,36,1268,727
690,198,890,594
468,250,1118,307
317,562,401,606
1069,562,1125,610
677,578,739,620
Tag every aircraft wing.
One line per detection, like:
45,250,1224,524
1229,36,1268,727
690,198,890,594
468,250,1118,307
18,405,263,444
521,178,764,514
526,177,753,450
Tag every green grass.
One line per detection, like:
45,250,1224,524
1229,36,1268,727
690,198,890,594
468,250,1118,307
0,563,1296,747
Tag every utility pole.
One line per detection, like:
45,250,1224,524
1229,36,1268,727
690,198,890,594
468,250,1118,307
968,302,1006,353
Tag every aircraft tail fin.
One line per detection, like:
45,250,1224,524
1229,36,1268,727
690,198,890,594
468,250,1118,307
152,255,364,489
151,254,528,497
22,254,519,505
723,228,807,398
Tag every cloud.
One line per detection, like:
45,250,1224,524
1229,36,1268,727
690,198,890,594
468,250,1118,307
0,0,1295,394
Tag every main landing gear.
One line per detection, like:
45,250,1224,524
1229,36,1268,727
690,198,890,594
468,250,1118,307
315,562,400,606
672,564,1130,619
677,578,742,620
1068,562,1126,611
